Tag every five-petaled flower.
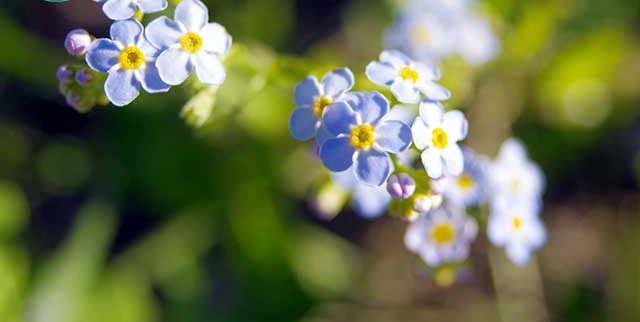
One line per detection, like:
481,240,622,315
100,0,168,21
319,91,413,186
85,19,170,106
145,0,232,86
365,50,450,104
405,205,478,267
412,100,468,178
289,68,354,144
489,138,545,205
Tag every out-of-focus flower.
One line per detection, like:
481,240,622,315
444,148,489,207
146,0,231,86
100,0,167,21
64,29,93,56
56,65,74,84
366,50,450,104
85,19,170,106
289,68,354,143
490,139,544,204
412,192,443,215
386,173,416,199
488,199,546,265
405,205,478,266
319,92,413,186
332,168,392,219
455,16,500,66
412,100,468,178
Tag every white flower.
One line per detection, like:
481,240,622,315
488,199,546,265
405,205,478,267
455,15,500,66
490,138,544,204
411,101,468,178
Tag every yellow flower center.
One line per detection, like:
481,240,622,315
431,128,448,149
512,217,522,230
181,32,203,53
350,124,375,150
510,179,521,192
118,46,145,70
430,222,455,245
457,174,475,191
313,96,333,118
399,66,419,83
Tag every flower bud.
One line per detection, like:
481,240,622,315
412,193,443,214
56,65,73,84
74,68,93,86
64,29,92,56
386,173,416,199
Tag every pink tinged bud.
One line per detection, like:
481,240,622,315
386,173,416,199
75,68,93,86
64,29,92,56
57,65,73,83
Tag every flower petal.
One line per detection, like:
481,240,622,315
356,92,389,125
322,101,357,136
380,50,411,69
110,18,143,46
102,0,137,21
138,38,161,60
200,22,232,55
411,117,431,150
138,0,167,14
421,148,444,178
418,100,444,126
193,51,225,85
85,39,120,72
405,219,427,252
418,81,451,101
506,242,532,266
156,48,192,85
321,68,354,97
375,120,412,153
352,185,391,219
145,16,183,50
320,137,355,172
442,110,468,141
354,149,392,186
442,144,464,175
289,108,317,141
365,61,396,86
104,69,140,106
293,76,321,108
175,0,208,31
139,63,170,93
390,80,420,104
315,123,334,146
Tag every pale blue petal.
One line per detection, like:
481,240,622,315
506,242,532,266
145,16,183,50
320,137,355,172
175,0,208,31
365,61,397,86
104,69,140,106
103,0,137,20
156,48,192,85
315,123,334,146
138,0,167,13
201,23,232,55
289,108,317,141
390,80,420,104
139,64,170,93
322,101,357,136
380,50,411,69
375,120,412,153
294,76,321,108
355,92,389,125
85,39,120,72
352,185,391,218
193,51,225,85
419,81,451,101
139,38,161,60
321,68,354,97
355,149,392,186
110,18,142,46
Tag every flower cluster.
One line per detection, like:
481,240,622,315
290,50,546,277
385,0,499,65
55,0,231,110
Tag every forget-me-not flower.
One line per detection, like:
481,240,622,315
319,91,413,186
366,50,450,104
100,0,167,21
405,205,478,267
444,148,489,207
489,138,544,205
85,19,170,106
412,100,468,178
289,68,354,143
145,0,232,86
332,167,392,219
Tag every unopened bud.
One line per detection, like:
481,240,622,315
386,173,416,199
56,65,73,83
64,29,92,56
74,68,93,86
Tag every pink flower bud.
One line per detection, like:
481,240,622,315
386,173,416,199
64,29,92,56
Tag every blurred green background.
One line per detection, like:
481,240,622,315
1,0,640,321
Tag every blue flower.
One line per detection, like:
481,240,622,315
332,168,391,219
289,68,354,143
319,91,413,186
145,0,232,86
366,50,450,104
444,148,489,207
85,19,170,106
100,0,167,21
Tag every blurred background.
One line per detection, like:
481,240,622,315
1,0,640,321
